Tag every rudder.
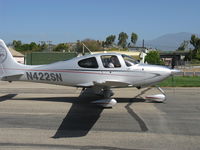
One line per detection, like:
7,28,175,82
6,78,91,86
0,39,24,78
0,39,20,67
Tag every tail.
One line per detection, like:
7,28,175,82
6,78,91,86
0,39,25,79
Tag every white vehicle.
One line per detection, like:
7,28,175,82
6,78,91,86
0,39,179,107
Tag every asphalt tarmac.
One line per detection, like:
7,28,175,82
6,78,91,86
0,81,200,150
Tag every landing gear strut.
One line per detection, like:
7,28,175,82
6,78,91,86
102,88,114,98
92,87,117,108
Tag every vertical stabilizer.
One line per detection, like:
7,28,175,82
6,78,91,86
0,39,25,77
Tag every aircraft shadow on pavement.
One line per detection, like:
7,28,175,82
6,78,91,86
53,88,105,138
12,89,147,138
52,102,103,138
12,89,104,138
52,90,148,138
53,90,148,138
115,97,164,132
0,94,17,102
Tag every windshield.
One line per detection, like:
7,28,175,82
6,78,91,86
122,54,139,67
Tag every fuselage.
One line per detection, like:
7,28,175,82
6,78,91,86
6,53,173,88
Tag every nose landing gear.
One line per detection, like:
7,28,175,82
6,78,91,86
135,86,166,103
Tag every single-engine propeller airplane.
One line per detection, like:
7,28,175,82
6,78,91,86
0,39,179,107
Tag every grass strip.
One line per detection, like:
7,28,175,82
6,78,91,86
159,76,200,87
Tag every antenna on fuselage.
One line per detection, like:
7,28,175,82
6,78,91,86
82,43,92,55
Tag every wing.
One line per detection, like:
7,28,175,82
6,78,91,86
77,80,132,88
93,81,131,87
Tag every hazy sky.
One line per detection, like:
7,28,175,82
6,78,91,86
0,0,199,43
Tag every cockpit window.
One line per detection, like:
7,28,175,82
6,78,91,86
122,54,139,67
101,55,121,68
78,57,98,68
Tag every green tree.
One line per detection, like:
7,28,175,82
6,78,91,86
131,32,138,46
19,44,29,51
190,34,200,60
190,35,200,49
177,40,189,51
76,40,83,53
12,40,22,51
30,42,40,51
105,35,116,47
76,39,102,53
40,43,48,51
145,51,164,65
53,43,69,52
118,32,128,48
12,40,46,53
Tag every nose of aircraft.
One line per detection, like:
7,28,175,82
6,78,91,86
139,64,180,77
155,66,180,77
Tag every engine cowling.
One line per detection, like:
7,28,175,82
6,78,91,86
145,94,166,102
92,99,117,108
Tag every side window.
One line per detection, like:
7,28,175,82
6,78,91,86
101,55,121,68
78,57,98,68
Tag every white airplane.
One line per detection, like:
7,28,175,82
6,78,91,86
0,39,179,107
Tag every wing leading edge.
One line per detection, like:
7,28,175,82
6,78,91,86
77,80,131,88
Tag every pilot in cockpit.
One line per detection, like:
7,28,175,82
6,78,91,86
108,56,120,68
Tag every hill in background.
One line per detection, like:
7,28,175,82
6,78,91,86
142,32,200,51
